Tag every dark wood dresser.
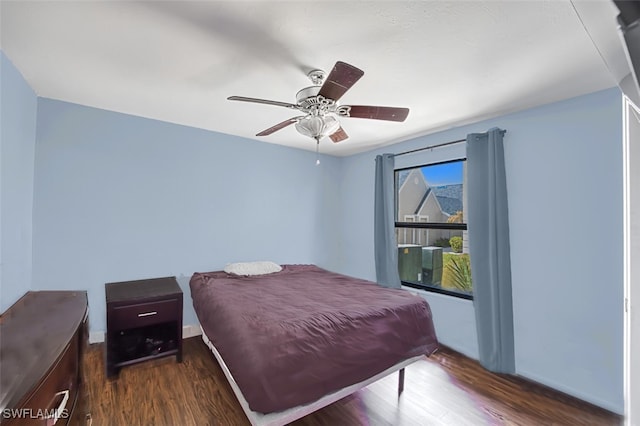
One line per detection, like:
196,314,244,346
0,291,88,426
105,277,182,378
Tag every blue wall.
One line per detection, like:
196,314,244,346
0,52,37,311
32,98,341,333
326,88,624,413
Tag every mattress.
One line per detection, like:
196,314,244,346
189,264,438,414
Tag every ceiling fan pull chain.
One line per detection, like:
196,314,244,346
315,137,321,165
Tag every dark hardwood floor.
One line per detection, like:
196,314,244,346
83,337,622,426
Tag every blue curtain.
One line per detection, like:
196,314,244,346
374,153,401,289
466,128,515,374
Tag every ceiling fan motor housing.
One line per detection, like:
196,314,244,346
296,86,351,118
296,86,322,106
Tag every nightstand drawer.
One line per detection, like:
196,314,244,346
110,298,179,329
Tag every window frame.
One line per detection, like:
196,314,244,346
395,157,473,300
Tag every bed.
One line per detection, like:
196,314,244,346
189,264,438,425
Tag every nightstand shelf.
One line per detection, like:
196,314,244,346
105,277,183,378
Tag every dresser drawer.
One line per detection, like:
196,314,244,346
7,333,79,426
109,298,180,329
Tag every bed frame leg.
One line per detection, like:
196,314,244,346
398,368,405,395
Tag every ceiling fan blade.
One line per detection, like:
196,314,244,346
318,61,364,101
256,117,302,136
329,127,349,143
228,96,299,110
340,105,409,122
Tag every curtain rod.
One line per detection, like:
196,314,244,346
393,138,466,158
392,129,506,158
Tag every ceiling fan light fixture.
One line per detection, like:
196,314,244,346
295,114,340,140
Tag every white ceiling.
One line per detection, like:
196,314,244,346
0,1,630,156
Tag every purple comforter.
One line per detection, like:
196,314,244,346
189,265,438,414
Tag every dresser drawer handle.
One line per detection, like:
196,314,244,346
138,311,158,317
46,389,69,425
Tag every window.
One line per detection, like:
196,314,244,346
395,159,472,299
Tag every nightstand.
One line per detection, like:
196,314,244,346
105,276,183,378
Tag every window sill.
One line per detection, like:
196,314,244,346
401,282,473,300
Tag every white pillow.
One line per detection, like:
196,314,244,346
224,261,282,276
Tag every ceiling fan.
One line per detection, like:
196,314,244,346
227,61,410,148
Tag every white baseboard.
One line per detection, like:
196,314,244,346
182,323,202,338
89,331,105,344
88,324,202,344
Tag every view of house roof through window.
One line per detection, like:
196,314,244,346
395,159,471,299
